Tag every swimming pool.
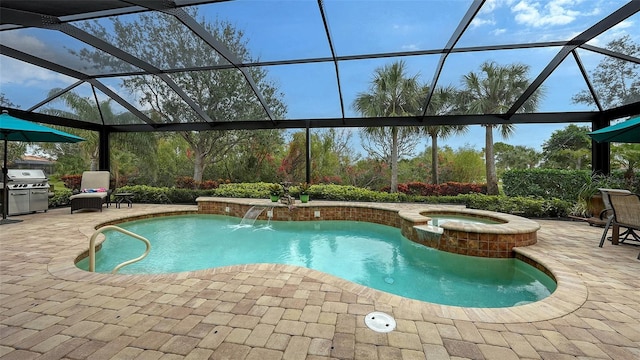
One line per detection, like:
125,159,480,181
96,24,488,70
77,214,556,307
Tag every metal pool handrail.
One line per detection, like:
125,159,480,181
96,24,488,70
89,225,151,274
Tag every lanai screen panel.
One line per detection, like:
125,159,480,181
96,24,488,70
0,0,638,130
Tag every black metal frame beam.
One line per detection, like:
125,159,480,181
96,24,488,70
0,45,157,126
168,8,277,124
580,44,640,64
50,22,214,124
0,107,106,132
2,0,639,178
123,1,277,125
0,45,89,80
317,0,346,122
4,104,631,135
0,6,213,124
572,50,603,112
98,127,110,171
0,0,231,30
506,1,640,117
592,115,611,175
422,0,484,117
92,112,603,133
27,81,84,112
86,79,156,126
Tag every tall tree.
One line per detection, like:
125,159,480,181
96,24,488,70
541,124,591,169
77,9,287,182
309,128,354,184
460,61,541,195
353,60,423,192
422,85,467,184
153,135,192,187
494,142,542,182
41,92,100,171
572,35,640,108
438,145,485,183
494,142,541,173
612,143,640,181
42,91,157,179
210,129,284,183
277,129,353,184
278,131,308,183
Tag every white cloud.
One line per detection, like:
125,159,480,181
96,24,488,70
0,31,87,88
0,55,73,87
401,44,419,51
492,28,507,36
472,0,515,28
512,0,582,27
612,19,634,30
586,19,636,47
0,31,48,54
470,17,496,28
392,23,413,34
479,0,516,15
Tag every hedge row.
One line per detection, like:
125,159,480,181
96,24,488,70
49,183,572,218
392,181,487,196
503,168,639,202
502,169,591,202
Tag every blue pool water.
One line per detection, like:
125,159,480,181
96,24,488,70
77,215,556,307
427,215,501,226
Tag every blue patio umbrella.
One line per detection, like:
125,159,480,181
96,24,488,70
588,115,640,143
1,110,84,225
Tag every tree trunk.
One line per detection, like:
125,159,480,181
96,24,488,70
431,133,439,184
391,126,398,193
485,126,499,195
193,152,207,184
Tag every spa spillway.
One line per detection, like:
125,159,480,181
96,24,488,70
401,207,540,258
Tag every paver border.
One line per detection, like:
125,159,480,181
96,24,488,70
47,202,588,324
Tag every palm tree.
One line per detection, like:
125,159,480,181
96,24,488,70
423,85,467,184
42,92,102,170
353,60,423,192
460,61,541,195
42,91,157,181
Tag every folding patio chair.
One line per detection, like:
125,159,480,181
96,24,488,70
598,188,631,247
608,193,640,259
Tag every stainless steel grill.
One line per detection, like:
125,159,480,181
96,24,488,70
0,169,50,215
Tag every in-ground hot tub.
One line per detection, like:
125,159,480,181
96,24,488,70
399,207,540,258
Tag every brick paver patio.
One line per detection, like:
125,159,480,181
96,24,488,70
1,202,639,359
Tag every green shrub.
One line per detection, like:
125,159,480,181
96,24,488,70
610,169,640,194
393,181,487,196
460,193,571,218
502,169,590,201
214,182,274,198
175,176,220,190
164,188,199,203
310,184,408,202
60,174,82,190
116,185,171,204
49,188,72,208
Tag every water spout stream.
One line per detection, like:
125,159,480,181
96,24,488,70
240,206,267,226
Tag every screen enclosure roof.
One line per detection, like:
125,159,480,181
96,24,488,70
1,0,639,134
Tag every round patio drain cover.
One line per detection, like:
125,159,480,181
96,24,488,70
364,311,396,333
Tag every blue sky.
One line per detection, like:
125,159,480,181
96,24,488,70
0,0,638,156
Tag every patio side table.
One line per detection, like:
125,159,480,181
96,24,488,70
114,192,134,208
